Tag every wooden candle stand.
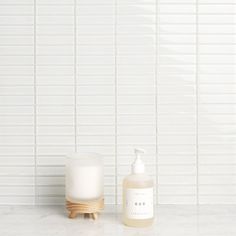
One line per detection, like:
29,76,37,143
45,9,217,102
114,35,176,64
66,197,104,220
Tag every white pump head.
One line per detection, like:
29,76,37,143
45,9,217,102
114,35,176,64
132,148,145,174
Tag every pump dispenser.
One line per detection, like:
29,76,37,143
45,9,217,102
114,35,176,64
132,148,145,174
123,148,154,227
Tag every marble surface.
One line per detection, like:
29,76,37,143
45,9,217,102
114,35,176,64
1,205,236,236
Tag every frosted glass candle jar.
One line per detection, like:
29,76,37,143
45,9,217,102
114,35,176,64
65,153,103,202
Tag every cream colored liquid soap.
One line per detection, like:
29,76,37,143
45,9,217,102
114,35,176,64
123,148,154,227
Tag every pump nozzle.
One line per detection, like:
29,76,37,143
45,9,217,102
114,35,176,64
134,148,145,156
132,148,146,174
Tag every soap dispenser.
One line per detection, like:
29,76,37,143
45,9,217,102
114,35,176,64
122,148,154,227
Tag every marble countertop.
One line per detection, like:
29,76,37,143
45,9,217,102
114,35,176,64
1,205,236,236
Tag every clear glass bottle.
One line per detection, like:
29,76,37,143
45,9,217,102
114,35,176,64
123,149,154,227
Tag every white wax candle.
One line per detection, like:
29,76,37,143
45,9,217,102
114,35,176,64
65,153,103,202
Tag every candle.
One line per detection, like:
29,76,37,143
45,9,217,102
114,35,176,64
65,153,103,202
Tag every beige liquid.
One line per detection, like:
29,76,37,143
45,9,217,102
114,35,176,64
123,174,154,227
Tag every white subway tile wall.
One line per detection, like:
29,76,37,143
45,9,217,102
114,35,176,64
0,0,235,205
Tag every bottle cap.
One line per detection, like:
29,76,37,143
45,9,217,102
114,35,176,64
132,148,145,174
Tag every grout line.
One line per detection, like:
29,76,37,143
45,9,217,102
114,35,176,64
196,0,199,205
74,0,77,152
33,0,37,206
155,0,159,205
114,0,118,206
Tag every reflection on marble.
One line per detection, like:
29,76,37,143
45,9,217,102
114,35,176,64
0,205,236,236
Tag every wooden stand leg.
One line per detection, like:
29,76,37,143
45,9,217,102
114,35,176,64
91,213,98,220
84,213,90,219
69,211,77,219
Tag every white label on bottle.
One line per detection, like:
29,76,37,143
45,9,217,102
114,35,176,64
125,188,154,219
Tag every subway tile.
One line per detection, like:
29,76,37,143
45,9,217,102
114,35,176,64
37,15,74,24
77,105,114,115
158,186,197,195
77,56,115,65
160,25,196,34
77,25,115,35
77,66,115,76
77,45,115,55
117,25,156,35
117,5,156,15
37,95,74,105
78,76,115,85
117,135,156,145
159,34,196,44
117,65,155,75
199,155,236,165
117,75,155,85
118,0,155,3
158,195,196,204
77,15,115,25
0,6,33,15
159,14,196,24
0,116,34,125
199,94,236,104
199,14,236,24
0,136,34,145
117,35,155,44
199,55,236,65
37,6,74,15
77,5,115,15
117,15,155,24
0,157,34,166
77,36,114,45
159,45,196,54
198,4,236,14
77,116,115,125
199,45,235,54
37,126,75,135
37,35,74,45
199,196,236,204
37,116,74,126
36,76,74,85
117,45,155,55
158,94,196,104
199,144,236,155
198,34,236,44
158,125,196,135
37,86,74,96
37,25,74,35
37,105,74,115
0,46,33,55
158,55,196,65
199,164,236,175
157,74,196,84
198,104,236,114
158,155,196,165
37,136,75,145
159,4,196,14
199,25,236,34
118,85,155,95
0,0,34,4
158,135,196,145
78,126,115,135
158,165,196,175
117,55,155,65
0,166,35,176
37,45,74,55
0,16,34,25
38,0,74,3
158,104,196,114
